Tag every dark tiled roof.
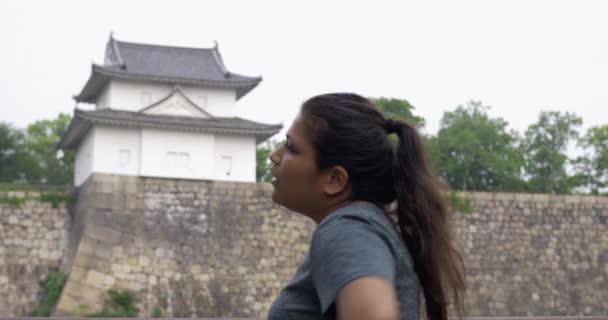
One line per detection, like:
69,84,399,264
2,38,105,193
58,108,282,149
74,37,262,102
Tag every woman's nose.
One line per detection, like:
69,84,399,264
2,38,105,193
269,147,280,166
268,146,283,166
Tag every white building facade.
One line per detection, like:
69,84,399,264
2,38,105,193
59,36,281,185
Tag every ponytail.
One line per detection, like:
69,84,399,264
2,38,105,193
389,120,466,320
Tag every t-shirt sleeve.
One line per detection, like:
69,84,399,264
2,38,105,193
310,214,396,314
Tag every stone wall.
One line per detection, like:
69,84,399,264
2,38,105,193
54,174,314,318
454,193,607,316
1,174,606,317
0,190,70,316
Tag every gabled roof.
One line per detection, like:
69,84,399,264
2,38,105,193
57,109,282,149
139,86,214,119
74,35,262,103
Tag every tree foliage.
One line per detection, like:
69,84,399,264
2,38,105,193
0,114,74,185
0,122,26,182
523,111,582,194
20,113,75,185
429,101,525,192
256,139,283,182
371,97,426,128
577,125,608,193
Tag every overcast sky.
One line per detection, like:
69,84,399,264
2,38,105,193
1,0,606,138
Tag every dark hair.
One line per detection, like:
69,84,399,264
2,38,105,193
300,93,465,320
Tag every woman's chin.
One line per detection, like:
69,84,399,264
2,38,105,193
270,190,280,204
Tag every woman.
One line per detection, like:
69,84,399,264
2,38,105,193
267,93,465,320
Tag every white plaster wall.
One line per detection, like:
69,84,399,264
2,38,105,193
75,124,256,182
95,83,111,109
74,129,95,186
140,128,215,180
92,126,140,176
106,79,237,117
213,135,256,182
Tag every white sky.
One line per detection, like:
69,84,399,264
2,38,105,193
1,0,606,138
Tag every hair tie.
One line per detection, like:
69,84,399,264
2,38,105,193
385,119,401,134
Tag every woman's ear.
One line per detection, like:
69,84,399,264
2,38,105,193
322,165,350,197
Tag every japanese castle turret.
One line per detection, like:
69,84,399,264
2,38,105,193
59,35,281,185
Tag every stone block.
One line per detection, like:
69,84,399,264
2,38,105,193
73,252,97,269
86,224,122,245
565,195,580,204
128,281,143,291
104,275,116,287
85,270,107,289
54,293,81,315
126,177,138,194
50,250,63,260
77,238,96,255
80,284,105,304
190,264,201,274
8,216,18,224
113,246,124,258
94,242,113,260
111,194,126,213
138,255,150,267
122,264,132,273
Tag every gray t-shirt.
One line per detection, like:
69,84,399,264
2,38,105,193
267,202,420,320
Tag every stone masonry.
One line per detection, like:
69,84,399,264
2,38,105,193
453,192,608,316
0,190,69,317
1,173,606,317
53,174,315,318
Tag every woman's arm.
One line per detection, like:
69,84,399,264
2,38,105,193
336,276,399,320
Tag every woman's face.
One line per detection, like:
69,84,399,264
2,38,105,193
269,114,326,217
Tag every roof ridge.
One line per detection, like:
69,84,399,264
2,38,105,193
110,36,125,68
116,40,215,52
92,64,260,84
211,44,230,77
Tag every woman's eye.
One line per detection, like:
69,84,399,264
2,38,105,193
284,142,293,151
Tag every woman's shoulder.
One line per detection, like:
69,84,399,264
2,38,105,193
317,201,392,230
316,201,415,269
313,201,399,245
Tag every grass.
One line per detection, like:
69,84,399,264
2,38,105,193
31,268,67,317
448,191,475,214
85,289,139,318
0,183,71,208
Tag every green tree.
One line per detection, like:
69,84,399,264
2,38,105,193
19,113,74,185
577,125,608,193
256,139,283,182
523,111,582,194
0,122,26,182
371,97,426,128
429,101,525,192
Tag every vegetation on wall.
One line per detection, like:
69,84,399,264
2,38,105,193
31,269,67,317
85,289,139,318
0,183,70,208
447,191,475,214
